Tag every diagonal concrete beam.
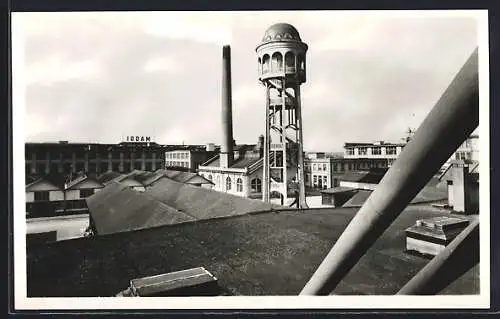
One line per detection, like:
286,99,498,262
300,48,479,295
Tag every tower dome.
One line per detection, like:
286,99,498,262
261,23,302,43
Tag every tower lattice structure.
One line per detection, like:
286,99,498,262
256,23,308,208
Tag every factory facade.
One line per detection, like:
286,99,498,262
165,144,218,172
343,141,406,167
304,152,391,190
198,141,264,199
25,140,170,176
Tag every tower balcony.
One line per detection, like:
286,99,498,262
258,68,306,83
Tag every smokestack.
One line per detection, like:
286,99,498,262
220,45,234,168
258,134,264,158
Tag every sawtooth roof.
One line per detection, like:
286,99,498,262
86,182,195,235
145,178,280,220
25,173,68,190
96,171,123,184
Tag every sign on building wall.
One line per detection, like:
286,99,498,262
125,136,152,143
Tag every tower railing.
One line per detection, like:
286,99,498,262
300,47,479,295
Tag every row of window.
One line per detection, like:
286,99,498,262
346,146,398,156
258,52,305,74
32,189,95,202
26,152,163,161
312,175,329,189
166,152,189,160
304,161,386,174
166,160,190,168
26,161,162,175
455,151,472,161
200,174,263,193
310,163,328,172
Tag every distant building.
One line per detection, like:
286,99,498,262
25,173,103,218
440,134,479,174
165,144,219,172
343,141,406,167
25,140,172,176
304,152,389,190
25,169,213,218
453,134,479,162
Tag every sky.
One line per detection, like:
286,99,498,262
14,11,480,152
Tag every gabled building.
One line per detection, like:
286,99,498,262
25,174,66,204
64,174,104,200
198,139,265,199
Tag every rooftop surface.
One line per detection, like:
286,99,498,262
27,206,479,297
341,179,447,208
86,182,194,235
339,168,389,184
85,177,280,235
145,178,280,220
201,144,262,169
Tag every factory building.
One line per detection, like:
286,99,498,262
304,152,390,190
453,134,479,162
25,140,171,177
165,144,218,172
198,139,265,199
343,141,406,167
25,173,103,218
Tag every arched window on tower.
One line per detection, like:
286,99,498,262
208,174,212,181
258,57,262,75
298,54,306,71
262,54,270,73
226,176,232,191
251,178,262,193
271,52,283,72
236,178,243,192
285,51,295,72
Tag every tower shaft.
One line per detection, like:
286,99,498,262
262,77,307,208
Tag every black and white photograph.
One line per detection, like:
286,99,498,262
12,9,490,310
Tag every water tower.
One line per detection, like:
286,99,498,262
256,23,308,207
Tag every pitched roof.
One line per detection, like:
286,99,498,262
25,173,67,190
85,182,195,235
26,207,478,297
201,150,262,170
130,170,162,185
65,174,104,190
160,170,213,185
145,178,280,220
96,171,123,184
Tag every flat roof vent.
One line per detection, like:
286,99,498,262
405,216,470,257
116,267,219,297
